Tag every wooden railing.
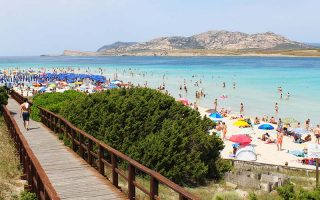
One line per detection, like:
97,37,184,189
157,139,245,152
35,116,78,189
2,105,60,200
11,90,199,200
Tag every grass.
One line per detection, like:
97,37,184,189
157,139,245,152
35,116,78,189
0,116,23,200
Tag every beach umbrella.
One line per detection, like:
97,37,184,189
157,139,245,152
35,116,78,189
258,124,274,130
110,80,122,85
75,81,83,85
107,84,119,89
49,83,56,88
94,86,103,91
209,112,223,119
292,128,309,135
233,120,250,127
229,134,252,145
39,87,47,92
178,98,189,106
33,83,41,87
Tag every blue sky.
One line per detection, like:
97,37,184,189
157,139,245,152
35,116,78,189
0,0,319,56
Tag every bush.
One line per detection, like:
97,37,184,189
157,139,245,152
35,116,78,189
276,182,320,200
33,88,225,185
31,90,85,121
248,192,258,200
20,191,37,200
0,87,9,111
277,183,295,200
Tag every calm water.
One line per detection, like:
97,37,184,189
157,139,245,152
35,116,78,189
1,56,320,124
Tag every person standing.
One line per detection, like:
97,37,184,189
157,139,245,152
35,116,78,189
214,99,218,112
314,125,320,144
277,131,283,151
240,103,244,115
20,98,30,131
222,122,227,140
275,103,279,114
305,119,310,131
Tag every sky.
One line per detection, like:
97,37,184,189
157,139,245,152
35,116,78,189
0,0,319,56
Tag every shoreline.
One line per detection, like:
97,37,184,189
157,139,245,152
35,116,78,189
8,69,319,171
60,48,320,58
196,105,318,170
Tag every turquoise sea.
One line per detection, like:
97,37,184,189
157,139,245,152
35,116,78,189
1,56,320,124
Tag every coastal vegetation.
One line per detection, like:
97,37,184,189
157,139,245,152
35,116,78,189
0,87,9,112
31,88,229,185
0,117,22,199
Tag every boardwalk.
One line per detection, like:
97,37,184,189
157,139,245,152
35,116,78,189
7,98,126,200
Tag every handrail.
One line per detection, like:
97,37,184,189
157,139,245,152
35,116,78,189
11,90,199,200
2,105,60,200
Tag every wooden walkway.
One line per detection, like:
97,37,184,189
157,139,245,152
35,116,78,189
7,98,126,200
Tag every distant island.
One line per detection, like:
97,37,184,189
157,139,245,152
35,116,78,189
60,30,320,57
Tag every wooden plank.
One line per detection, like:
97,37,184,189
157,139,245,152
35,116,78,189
7,98,126,200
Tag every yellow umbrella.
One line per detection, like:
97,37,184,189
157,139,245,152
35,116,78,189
75,82,83,85
233,120,249,127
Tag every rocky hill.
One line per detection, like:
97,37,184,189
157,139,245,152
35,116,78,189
97,42,137,52
97,31,309,53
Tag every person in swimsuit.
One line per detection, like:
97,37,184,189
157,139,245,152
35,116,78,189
222,122,227,140
277,131,283,151
214,99,218,112
240,103,244,115
314,124,320,144
20,98,30,131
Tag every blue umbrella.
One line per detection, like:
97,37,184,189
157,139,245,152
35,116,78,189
209,112,223,119
39,87,47,92
258,124,274,130
107,84,119,89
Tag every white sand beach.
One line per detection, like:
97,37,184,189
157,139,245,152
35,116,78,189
197,106,318,170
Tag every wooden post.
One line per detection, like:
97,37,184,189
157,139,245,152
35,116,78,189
316,158,319,188
128,164,136,200
179,194,188,200
150,177,159,200
88,140,93,166
79,134,84,158
98,145,104,175
71,129,76,151
111,153,118,188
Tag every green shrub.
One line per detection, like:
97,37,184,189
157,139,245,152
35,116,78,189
0,87,9,111
33,88,225,185
31,90,85,121
248,192,258,200
277,183,295,200
276,182,320,200
19,191,37,200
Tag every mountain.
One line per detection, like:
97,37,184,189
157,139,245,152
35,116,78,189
96,31,310,53
306,43,320,48
97,42,137,52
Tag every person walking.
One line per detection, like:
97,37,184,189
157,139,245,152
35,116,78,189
275,102,279,114
214,99,218,112
20,98,30,131
240,103,244,115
